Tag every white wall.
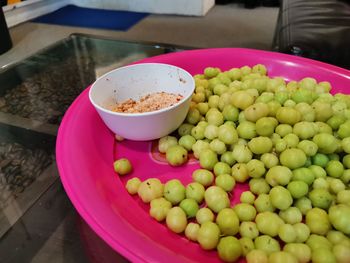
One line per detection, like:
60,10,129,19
71,0,215,16
4,0,70,27
3,0,215,27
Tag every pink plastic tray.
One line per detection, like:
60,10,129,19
56,48,350,262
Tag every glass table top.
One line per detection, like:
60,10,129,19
0,33,187,263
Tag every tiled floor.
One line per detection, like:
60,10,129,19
0,4,278,68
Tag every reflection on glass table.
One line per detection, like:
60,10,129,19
0,33,187,263
0,33,184,128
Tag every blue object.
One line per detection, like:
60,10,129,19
32,5,149,31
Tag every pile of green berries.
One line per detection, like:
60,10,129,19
124,65,350,263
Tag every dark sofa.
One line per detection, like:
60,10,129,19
273,0,350,69
0,6,12,55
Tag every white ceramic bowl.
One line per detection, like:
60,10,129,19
89,63,195,141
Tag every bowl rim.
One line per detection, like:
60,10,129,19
88,62,195,117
